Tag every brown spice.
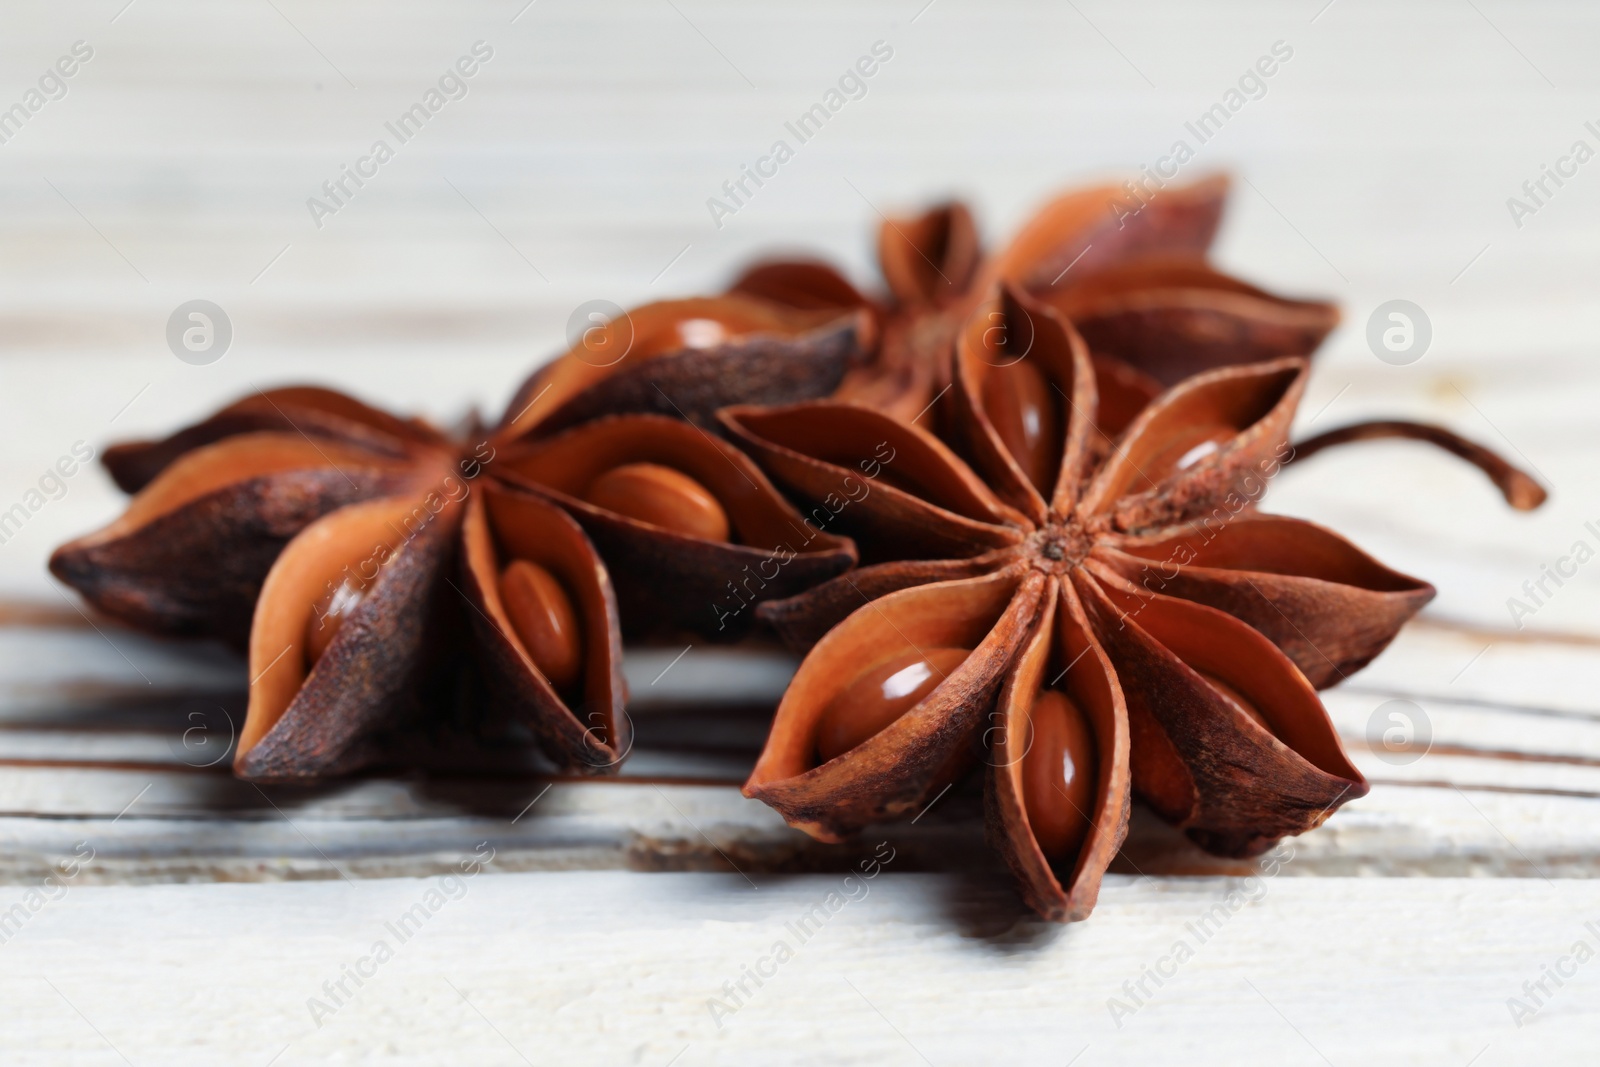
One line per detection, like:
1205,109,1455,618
51,297,868,781
728,175,1338,423
722,284,1544,921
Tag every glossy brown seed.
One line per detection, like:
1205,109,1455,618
583,462,731,543
498,560,583,691
1020,689,1098,861
1143,427,1235,482
815,646,971,764
1198,670,1275,736
673,317,730,348
983,360,1060,492
304,575,368,665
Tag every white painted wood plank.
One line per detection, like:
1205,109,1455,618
0,871,1596,1064
4,609,1600,882
2,3,1599,1060
1330,620,1600,715
7,612,1594,723
4,767,1599,884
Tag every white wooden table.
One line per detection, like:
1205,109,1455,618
3,1,1600,1062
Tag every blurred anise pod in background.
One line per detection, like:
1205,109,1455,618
728,174,1338,422
496,294,870,441
50,295,868,782
721,287,1545,922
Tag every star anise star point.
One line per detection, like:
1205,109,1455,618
727,173,1341,424
45,174,1549,929
51,295,869,783
722,283,1503,922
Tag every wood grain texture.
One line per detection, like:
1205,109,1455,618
1,617,1597,885
4,873,1599,1065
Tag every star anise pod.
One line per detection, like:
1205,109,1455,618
728,175,1336,420
719,287,1544,921
488,414,854,641
729,200,979,419
51,298,862,781
496,294,869,441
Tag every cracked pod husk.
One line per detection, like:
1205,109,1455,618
50,432,421,647
460,485,629,771
53,385,659,782
497,296,870,441
986,578,1130,922
496,413,856,640
1030,257,1339,387
101,385,437,493
744,566,1044,841
236,491,461,781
